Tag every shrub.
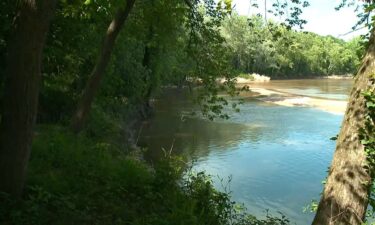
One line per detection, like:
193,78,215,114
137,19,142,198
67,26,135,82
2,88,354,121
0,125,290,225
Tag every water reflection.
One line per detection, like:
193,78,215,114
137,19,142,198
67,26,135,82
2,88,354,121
140,92,262,161
139,79,352,225
192,106,342,224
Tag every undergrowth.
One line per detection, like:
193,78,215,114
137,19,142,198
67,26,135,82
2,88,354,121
0,122,290,225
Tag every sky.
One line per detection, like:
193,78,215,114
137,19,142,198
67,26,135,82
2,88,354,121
231,0,369,40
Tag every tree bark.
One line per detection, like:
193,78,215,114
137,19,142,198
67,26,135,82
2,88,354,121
312,32,375,225
71,0,136,133
0,0,56,197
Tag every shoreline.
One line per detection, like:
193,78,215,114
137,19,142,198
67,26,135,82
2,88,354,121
231,74,353,83
245,87,348,115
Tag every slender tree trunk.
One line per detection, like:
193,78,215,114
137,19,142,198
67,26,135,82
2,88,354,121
142,24,157,106
71,0,136,133
142,45,153,107
312,31,375,225
0,0,56,197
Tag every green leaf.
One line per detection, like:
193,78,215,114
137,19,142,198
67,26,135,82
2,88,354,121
84,0,92,6
366,102,375,108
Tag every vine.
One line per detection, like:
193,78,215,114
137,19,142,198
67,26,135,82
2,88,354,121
359,74,375,220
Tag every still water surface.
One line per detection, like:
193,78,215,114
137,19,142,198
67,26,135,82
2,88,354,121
140,79,353,225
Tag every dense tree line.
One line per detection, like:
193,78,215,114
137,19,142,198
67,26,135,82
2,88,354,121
223,14,364,78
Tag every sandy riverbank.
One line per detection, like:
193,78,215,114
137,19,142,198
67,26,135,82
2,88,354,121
219,74,271,84
246,88,348,115
322,75,353,79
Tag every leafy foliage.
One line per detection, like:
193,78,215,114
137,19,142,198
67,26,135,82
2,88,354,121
222,14,365,78
0,125,290,225
360,75,375,222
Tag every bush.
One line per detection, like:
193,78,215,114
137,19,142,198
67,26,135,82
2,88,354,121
0,125,290,225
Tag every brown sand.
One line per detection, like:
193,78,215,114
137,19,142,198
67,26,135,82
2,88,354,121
246,88,347,115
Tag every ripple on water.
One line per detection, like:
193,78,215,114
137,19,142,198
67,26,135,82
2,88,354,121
141,84,346,225
189,105,342,225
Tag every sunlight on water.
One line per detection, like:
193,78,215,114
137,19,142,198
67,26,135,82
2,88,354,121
191,105,342,224
140,79,353,225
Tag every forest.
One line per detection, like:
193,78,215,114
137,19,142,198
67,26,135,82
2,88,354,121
223,14,363,78
0,0,374,225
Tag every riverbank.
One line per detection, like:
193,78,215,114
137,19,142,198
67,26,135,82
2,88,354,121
230,74,353,83
246,87,348,115
322,75,353,79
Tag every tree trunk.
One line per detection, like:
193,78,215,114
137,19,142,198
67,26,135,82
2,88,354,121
312,32,375,225
71,0,136,133
0,0,56,197
142,24,157,107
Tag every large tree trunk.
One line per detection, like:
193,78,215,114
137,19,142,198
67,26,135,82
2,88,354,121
312,32,375,225
71,0,136,133
0,0,56,197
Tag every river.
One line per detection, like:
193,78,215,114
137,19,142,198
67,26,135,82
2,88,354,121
139,79,353,225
